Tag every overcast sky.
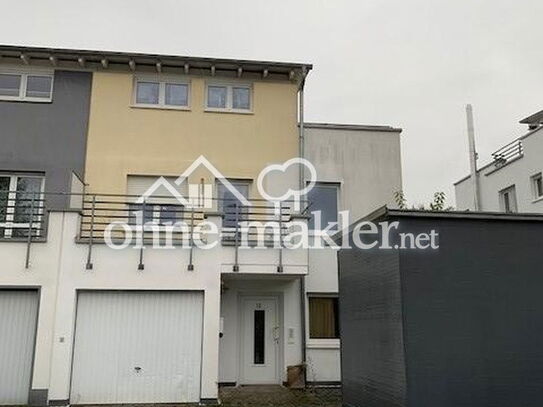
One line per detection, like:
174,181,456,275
2,0,542,206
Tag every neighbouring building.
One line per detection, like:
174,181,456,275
0,44,402,406
455,110,543,213
338,208,543,407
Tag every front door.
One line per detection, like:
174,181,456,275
240,296,280,384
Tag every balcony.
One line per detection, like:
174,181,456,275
0,191,310,274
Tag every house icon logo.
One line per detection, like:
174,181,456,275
135,155,251,209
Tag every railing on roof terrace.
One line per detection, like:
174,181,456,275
492,139,523,167
0,191,309,272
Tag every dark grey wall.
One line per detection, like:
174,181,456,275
339,215,543,407
399,217,543,407
0,70,92,208
338,241,406,407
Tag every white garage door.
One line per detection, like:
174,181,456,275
0,290,39,405
70,291,203,405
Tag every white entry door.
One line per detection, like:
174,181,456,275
240,296,280,384
0,290,39,405
70,291,203,405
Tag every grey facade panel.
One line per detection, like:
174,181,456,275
338,245,406,407
339,214,543,407
0,70,92,209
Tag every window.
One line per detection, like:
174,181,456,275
309,296,339,339
0,72,53,102
531,173,543,200
254,310,265,365
307,183,339,230
499,185,517,213
206,83,252,112
0,174,45,238
126,176,186,226
217,179,250,228
134,77,190,109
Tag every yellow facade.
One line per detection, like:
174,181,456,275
84,71,300,197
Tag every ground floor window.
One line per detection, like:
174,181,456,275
0,173,45,238
308,295,339,339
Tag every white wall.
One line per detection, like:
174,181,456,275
304,124,403,383
455,127,543,213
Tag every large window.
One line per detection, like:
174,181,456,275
531,173,543,200
309,296,339,339
0,174,45,238
217,179,250,228
499,185,518,213
134,77,190,109
206,83,252,112
307,183,339,230
0,71,53,102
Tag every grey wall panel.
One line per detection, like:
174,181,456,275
0,290,39,405
0,70,92,209
338,246,406,407
399,218,543,407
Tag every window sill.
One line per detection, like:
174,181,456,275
0,97,52,103
532,196,543,204
204,108,253,115
307,339,340,349
130,104,191,112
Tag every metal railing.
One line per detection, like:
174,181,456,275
0,190,309,273
492,139,524,167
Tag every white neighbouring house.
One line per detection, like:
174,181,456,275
0,123,403,405
455,110,543,213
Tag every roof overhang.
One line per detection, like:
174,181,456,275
0,44,312,83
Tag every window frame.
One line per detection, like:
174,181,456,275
216,178,252,229
308,294,340,340
531,173,543,201
499,185,518,213
132,75,191,110
0,173,45,239
307,182,341,232
205,82,253,113
0,68,54,103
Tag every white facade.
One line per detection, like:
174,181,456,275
455,125,543,213
303,123,403,383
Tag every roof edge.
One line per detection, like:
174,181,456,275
304,122,402,133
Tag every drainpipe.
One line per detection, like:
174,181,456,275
298,67,308,378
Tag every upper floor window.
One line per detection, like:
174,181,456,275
531,173,543,200
0,71,53,102
499,185,517,213
0,174,45,238
206,83,252,112
217,179,251,228
308,183,340,230
134,77,190,109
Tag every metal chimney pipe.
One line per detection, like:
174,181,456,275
466,104,481,211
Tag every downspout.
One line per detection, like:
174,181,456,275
298,67,308,379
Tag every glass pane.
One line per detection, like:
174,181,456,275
159,204,182,225
207,86,227,108
165,83,188,106
309,297,339,339
26,76,52,99
254,310,265,365
0,74,21,97
14,177,42,223
308,184,339,230
232,87,250,110
218,181,250,228
136,81,159,104
128,203,154,225
0,177,9,223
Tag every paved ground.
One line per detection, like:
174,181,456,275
219,385,342,407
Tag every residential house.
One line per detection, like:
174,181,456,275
455,111,543,213
0,45,402,405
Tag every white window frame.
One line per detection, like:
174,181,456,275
499,185,518,213
531,172,543,201
307,293,340,348
0,174,45,239
132,75,191,110
0,68,54,103
205,82,253,113
307,182,341,232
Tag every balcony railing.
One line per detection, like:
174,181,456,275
0,190,309,272
492,139,524,167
